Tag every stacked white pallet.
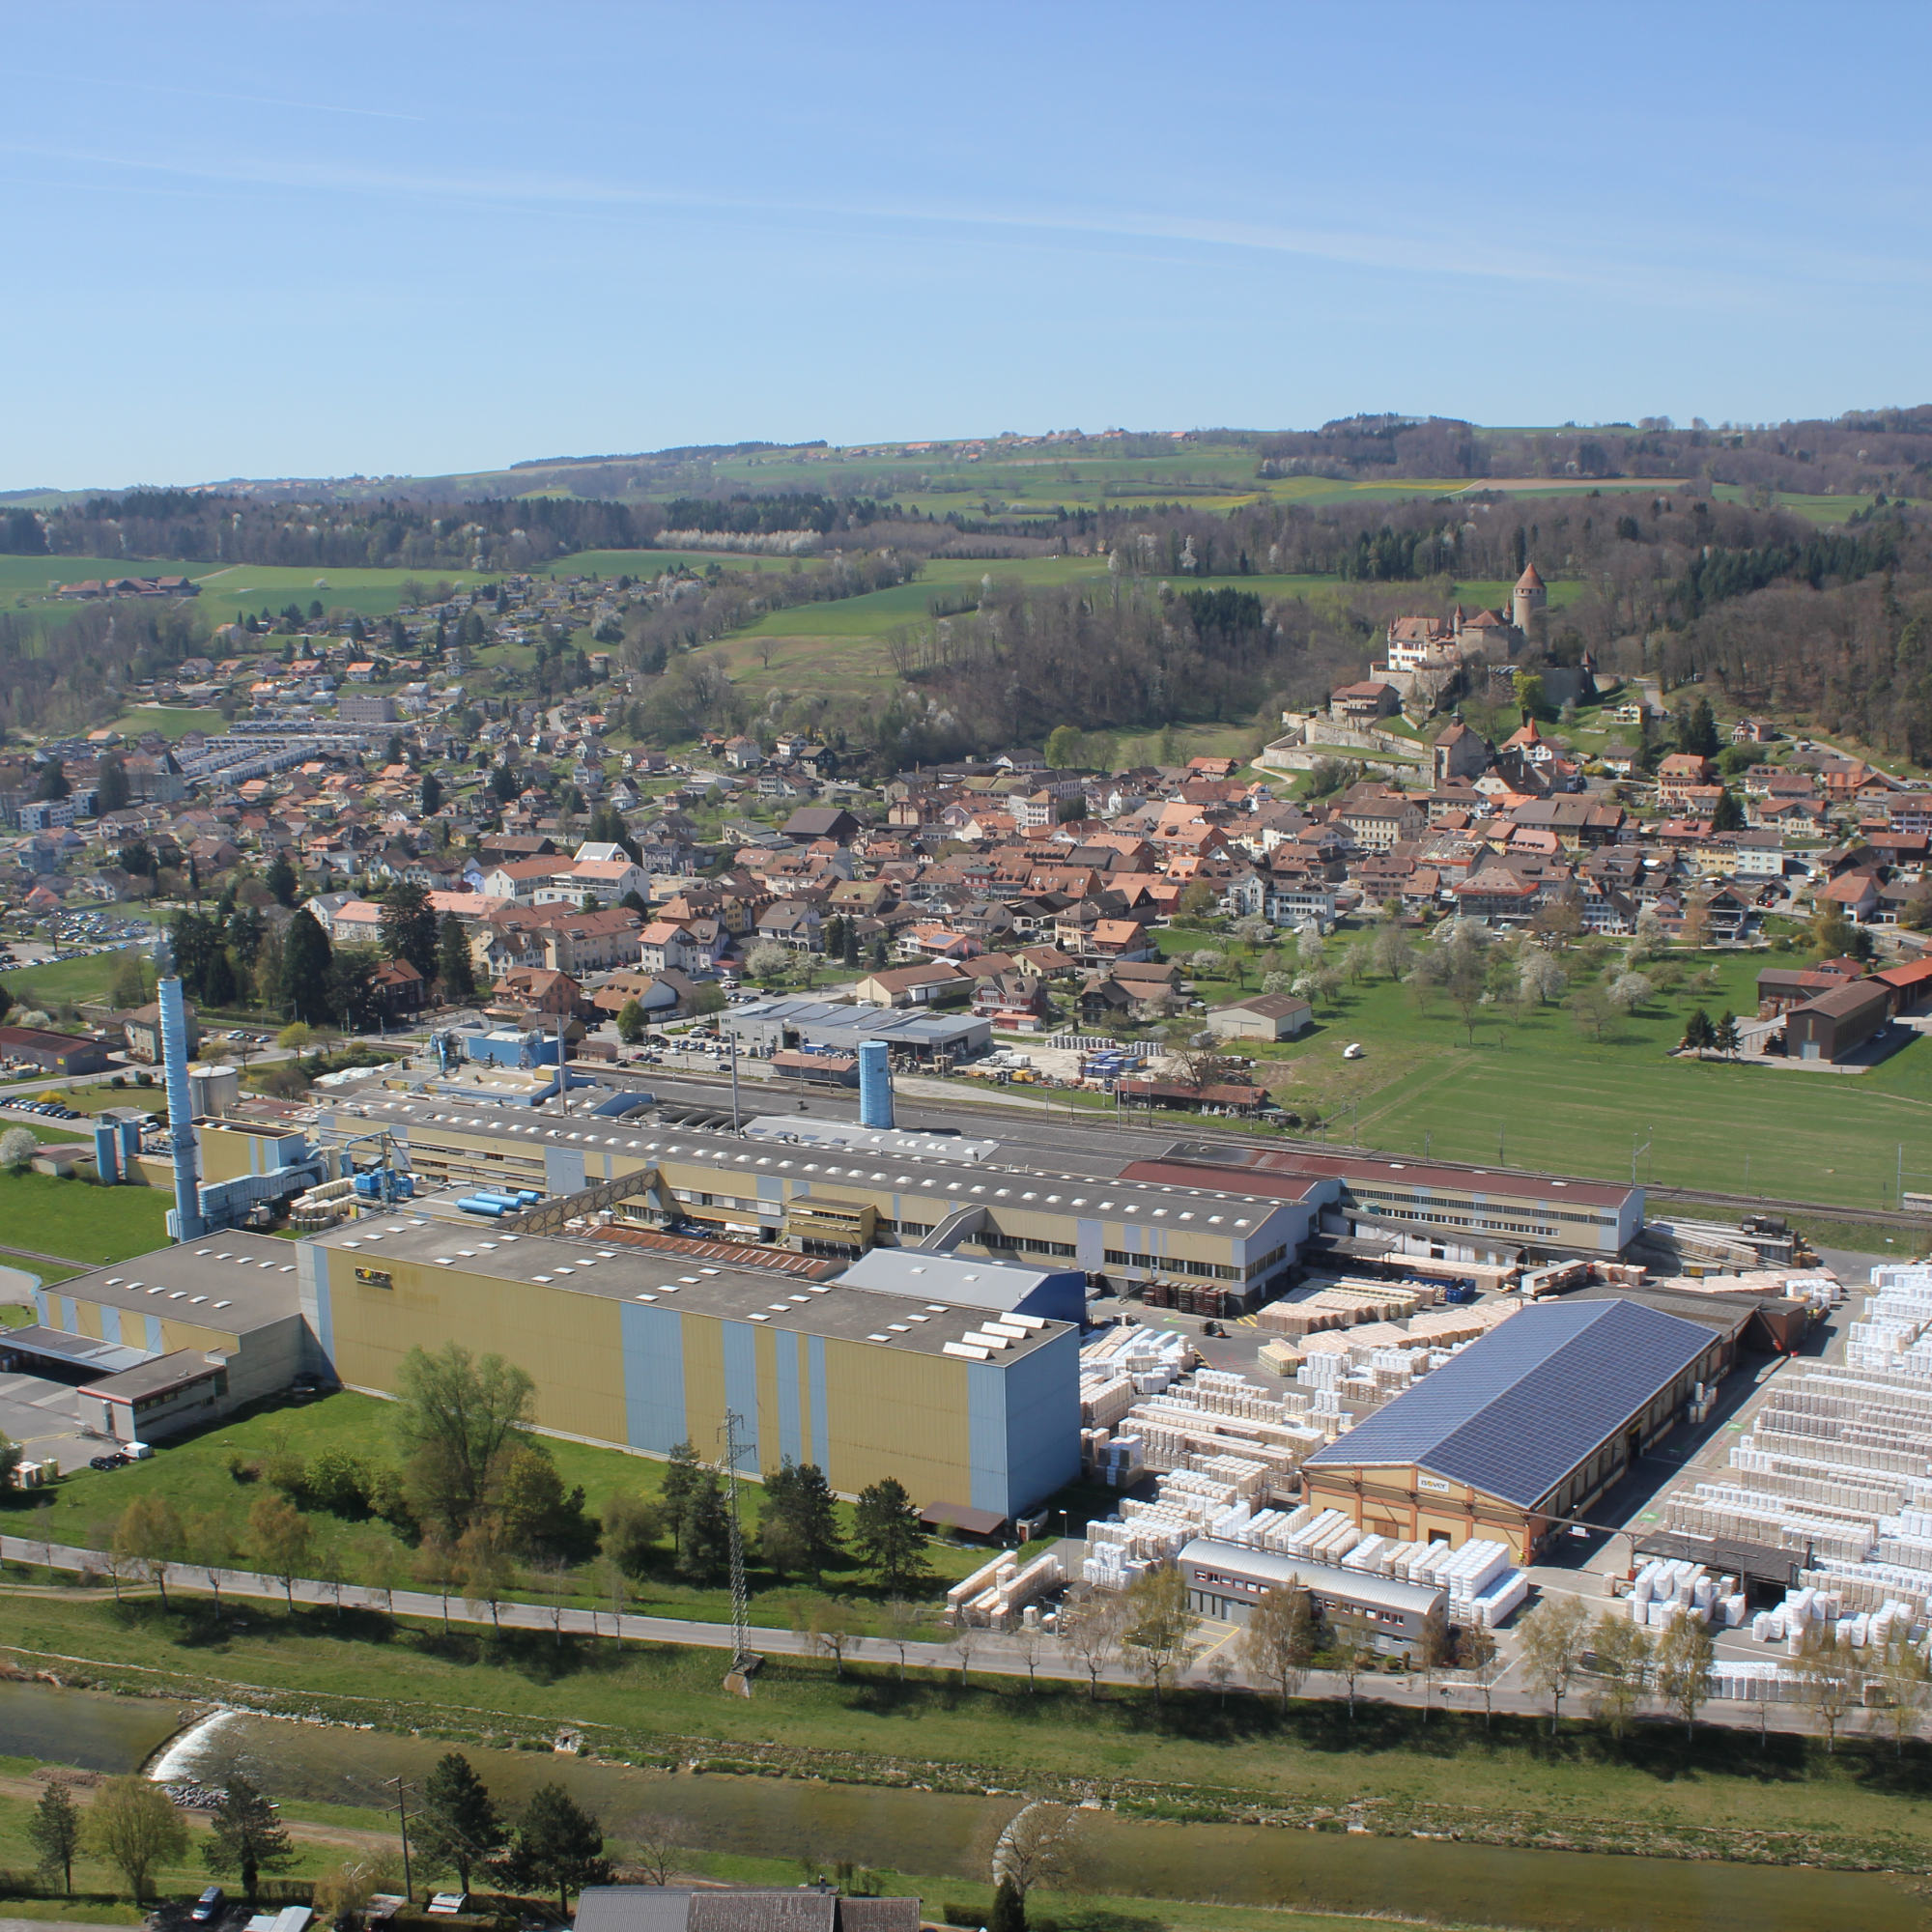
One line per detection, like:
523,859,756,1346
1436,1539,1513,1612
1080,1374,1139,1430
1665,1488,1876,1564
1087,1431,1144,1487
1191,1452,1271,1499
1784,1271,1844,1307
1340,1533,1389,1574
1190,1369,1290,1419
1798,1560,1932,1617
1710,1660,1804,1702
1721,1462,1908,1519
1369,1349,1418,1395
1280,1506,1363,1563
1300,1350,1346,1389
1870,1264,1932,1293
950,1548,1067,1627
1468,1569,1531,1629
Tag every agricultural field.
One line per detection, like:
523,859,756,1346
1144,940,1932,1216
107,705,228,739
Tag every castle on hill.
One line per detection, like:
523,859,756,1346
1383,563,1548,674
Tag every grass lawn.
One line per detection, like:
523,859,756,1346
1139,940,1932,1216
32,1389,992,1634
2,946,152,1008
7,1589,1932,1881
0,1171,172,1264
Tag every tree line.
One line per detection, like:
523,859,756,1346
26,1750,614,1918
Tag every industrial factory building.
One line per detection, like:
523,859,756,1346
722,997,992,1065
1141,1144,1645,1264
1300,1298,1727,1561
310,1099,1312,1299
9,1232,322,1443
31,1218,1082,1519
297,1217,1079,1519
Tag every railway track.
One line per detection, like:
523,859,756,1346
613,1063,1930,1240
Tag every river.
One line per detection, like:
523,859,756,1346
0,1681,1920,1932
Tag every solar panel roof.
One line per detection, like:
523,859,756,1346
1303,1298,1716,1510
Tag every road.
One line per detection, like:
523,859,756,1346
0,1529,1865,1740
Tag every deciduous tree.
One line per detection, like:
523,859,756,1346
1236,1580,1316,1709
1519,1593,1590,1734
85,1776,189,1900
1120,1564,1199,1705
393,1341,537,1539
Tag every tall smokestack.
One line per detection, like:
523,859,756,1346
858,1039,895,1131
159,975,203,1240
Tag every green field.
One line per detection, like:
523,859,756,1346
1149,943,1932,1216
109,705,228,739
1710,484,1875,525
2,946,153,1008
0,1171,172,1264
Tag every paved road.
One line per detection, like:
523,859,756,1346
0,1531,1859,1740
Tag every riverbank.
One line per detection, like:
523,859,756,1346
3,1592,1930,1883
1,1679,1925,1932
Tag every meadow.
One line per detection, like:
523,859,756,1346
1145,939,1932,1217
2,945,156,1008
0,1170,172,1264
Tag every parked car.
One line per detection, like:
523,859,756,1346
192,1887,226,1922
88,1453,128,1471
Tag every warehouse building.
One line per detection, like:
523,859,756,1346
0,1025,112,1076
14,1232,322,1435
723,997,991,1064
297,1215,1079,1519
34,1220,1083,1519
1177,1539,1446,1657
1300,1298,1726,1561
1142,1143,1644,1263
314,1100,1310,1298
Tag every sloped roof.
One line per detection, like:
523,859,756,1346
1303,1298,1714,1509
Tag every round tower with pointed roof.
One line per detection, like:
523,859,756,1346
1512,562,1548,647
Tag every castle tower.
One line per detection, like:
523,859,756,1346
1512,562,1548,648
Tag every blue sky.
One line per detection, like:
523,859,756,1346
5,1,1928,489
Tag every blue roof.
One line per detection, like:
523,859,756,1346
1303,1298,1715,1509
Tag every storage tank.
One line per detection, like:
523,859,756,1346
93,1120,120,1185
186,1063,242,1117
858,1039,895,1130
